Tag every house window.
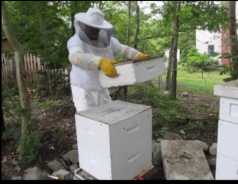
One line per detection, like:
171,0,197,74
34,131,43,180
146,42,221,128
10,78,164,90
208,45,214,54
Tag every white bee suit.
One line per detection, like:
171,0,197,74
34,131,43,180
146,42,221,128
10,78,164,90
67,7,140,112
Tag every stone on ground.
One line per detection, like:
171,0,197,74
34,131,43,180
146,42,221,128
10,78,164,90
209,143,217,156
193,140,209,152
163,132,182,140
23,166,48,180
62,150,78,164
47,160,64,172
69,164,78,173
152,140,161,166
161,140,214,180
11,176,22,180
52,169,72,180
181,91,189,97
208,157,216,168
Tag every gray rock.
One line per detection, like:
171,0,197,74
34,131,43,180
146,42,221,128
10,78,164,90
179,130,185,135
163,132,183,140
23,166,48,180
208,157,216,168
12,159,18,165
58,157,70,170
47,160,64,172
161,140,214,180
194,140,209,152
73,176,80,180
209,143,217,156
15,165,21,173
181,92,189,97
52,169,72,180
63,150,78,164
69,164,78,173
11,176,22,180
152,141,161,166
2,156,7,163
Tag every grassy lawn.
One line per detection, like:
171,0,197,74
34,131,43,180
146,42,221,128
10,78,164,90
177,67,229,95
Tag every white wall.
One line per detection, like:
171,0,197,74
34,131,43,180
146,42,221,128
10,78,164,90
165,49,180,61
196,1,237,55
237,1,238,35
196,30,222,54
236,1,238,22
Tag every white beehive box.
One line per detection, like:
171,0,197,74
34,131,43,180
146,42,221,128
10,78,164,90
214,80,238,180
99,57,165,88
75,100,153,180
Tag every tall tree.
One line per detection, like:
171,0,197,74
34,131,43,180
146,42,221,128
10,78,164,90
162,1,227,97
127,1,132,45
2,1,33,161
134,1,140,49
122,1,132,99
169,1,181,99
228,1,238,79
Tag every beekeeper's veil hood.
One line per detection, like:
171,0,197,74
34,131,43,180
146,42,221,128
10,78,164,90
74,7,114,47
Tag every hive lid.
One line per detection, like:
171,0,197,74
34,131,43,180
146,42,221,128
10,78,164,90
77,100,151,125
214,80,238,99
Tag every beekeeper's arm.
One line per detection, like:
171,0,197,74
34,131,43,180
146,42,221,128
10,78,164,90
67,39,118,77
67,39,101,70
111,37,149,61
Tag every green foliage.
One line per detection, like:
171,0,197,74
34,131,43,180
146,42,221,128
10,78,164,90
18,130,41,166
5,1,92,68
179,31,196,63
183,48,217,72
2,86,22,125
2,86,41,166
35,98,64,110
177,67,229,94
128,84,186,124
2,122,21,143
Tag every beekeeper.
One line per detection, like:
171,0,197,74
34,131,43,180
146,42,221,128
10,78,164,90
67,7,149,113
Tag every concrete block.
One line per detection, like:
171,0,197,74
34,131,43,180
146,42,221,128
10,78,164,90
161,140,214,180
47,160,64,172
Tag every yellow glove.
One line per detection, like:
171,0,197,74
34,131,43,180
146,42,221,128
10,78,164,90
135,52,150,61
98,57,119,78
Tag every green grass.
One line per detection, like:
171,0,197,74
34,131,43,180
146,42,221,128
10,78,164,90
177,68,229,95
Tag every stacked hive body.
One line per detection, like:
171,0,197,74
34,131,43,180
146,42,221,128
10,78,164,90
214,80,238,180
75,100,153,180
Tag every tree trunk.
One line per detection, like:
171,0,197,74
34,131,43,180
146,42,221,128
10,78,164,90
99,1,104,9
2,111,5,132
70,1,75,34
229,1,238,79
165,56,172,91
169,1,180,99
2,2,32,160
127,1,132,45
134,1,140,49
122,1,133,99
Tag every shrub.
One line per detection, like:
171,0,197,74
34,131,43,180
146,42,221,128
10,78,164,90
182,48,219,78
17,128,41,166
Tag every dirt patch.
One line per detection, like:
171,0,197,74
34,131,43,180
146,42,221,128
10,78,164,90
1,96,76,179
175,92,219,144
2,91,219,179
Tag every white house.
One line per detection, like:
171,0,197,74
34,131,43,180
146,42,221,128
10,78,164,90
196,30,222,55
196,1,238,65
165,49,180,62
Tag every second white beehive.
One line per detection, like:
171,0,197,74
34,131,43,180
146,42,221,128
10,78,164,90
75,100,153,180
